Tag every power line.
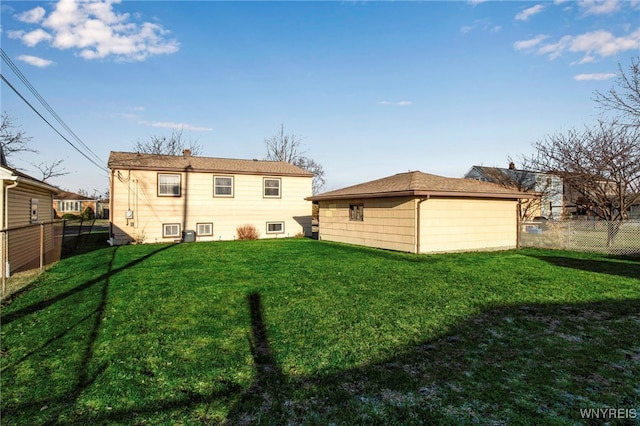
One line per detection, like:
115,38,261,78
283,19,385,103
0,48,107,171
1,73,108,174
1,48,104,166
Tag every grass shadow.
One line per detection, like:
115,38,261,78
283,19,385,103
527,254,640,280
224,297,640,424
1,244,176,325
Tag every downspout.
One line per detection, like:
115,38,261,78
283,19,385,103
516,200,522,249
108,169,115,246
415,196,429,254
3,176,19,291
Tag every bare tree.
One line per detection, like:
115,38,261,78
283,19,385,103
264,124,326,194
292,157,326,195
594,56,640,126
31,159,68,182
1,111,36,164
133,129,202,156
527,119,640,246
2,112,69,183
77,187,108,199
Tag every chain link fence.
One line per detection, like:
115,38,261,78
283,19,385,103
520,218,640,256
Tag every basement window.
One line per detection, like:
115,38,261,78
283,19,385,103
163,223,181,238
197,223,213,236
266,221,284,234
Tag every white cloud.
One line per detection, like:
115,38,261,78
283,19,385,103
573,72,617,81
515,5,545,21
10,0,179,61
17,54,54,68
517,29,640,62
378,101,413,106
578,0,621,15
138,120,213,131
21,29,53,47
15,6,46,24
513,35,549,50
460,19,501,35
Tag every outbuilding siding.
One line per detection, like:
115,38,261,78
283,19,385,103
419,198,517,253
318,197,416,252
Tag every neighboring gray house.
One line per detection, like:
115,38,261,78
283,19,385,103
465,163,564,219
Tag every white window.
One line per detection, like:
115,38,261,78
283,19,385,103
61,201,81,212
163,223,181,238
266,221,284,234
214,176,234,197
263,178,281,198
197,223,213,236
158,174,181,196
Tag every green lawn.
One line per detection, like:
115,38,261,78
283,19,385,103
1,239,639,425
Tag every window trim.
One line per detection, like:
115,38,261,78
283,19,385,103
196,222,213,236
266,221,285,234
157,173,181,197
263,177,282,198
163,223,181,238
213,176,234,197
349,204,364,222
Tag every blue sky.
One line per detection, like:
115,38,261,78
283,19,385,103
1,0,639,194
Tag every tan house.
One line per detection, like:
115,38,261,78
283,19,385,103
307,171,536,254
1,163,59,276
53,190,108,219
108,150,313,244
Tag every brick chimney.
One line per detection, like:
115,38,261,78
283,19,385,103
508,162,515,170
183,149,191,157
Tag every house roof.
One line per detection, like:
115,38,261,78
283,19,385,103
466,165,539,187
307,171,538,201
54,190,97,201
108,151,314,177
0,164,59,193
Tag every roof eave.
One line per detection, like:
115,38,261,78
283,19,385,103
15,176,59,193
307,190,538,201
108,164,313,178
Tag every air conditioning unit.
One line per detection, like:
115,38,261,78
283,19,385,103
182,230,196,243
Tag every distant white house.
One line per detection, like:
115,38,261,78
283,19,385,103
464,164,564,219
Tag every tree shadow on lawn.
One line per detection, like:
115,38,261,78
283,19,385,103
222,296,640,425
4,284,639,424
1,244,177,325
0,244,180,424
527,254,640,280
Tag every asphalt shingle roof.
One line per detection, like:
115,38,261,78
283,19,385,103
308,171,536,200
108,151,314,177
